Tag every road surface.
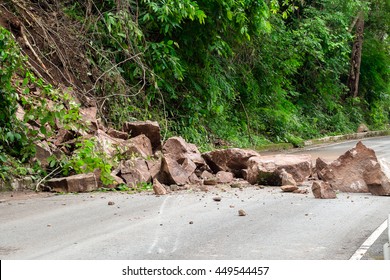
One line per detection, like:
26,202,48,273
0,137,389,260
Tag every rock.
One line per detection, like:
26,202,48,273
293,189,309,194
238,209,247,216
312,181,336,199
146,158,162,180
163,136,207,168
216,171,234,184
16,103,25,122
46,173,98,192
153,179,167,195
202,148,260,176
230,180,250,188
246,154,312,185
108,201,115,206
119,134,153,158
213,196,222,202
281,185,299,192
315,157,329,176
94,129,123,157
363,158,390,196
189,173,201,184
80,106,99,132
280,169,297,186
319,141,375,193
53,128,74,146
357,123,369,133
123,121,161,152
159,156,197,185
35,141,53,166
204,177,219,185
120,159,151,186
106,172,126,189
106,128,129,140
200,170,214,179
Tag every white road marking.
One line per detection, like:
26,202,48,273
349,218,388,260
147,196,170,254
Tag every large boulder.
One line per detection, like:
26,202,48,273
46,173,98,192
159,156,197,185
246,154,312,185
363,158,390,196
311,181,336,199
119,159,151,186
319,141,375,193
163,136,207,168
118,134,153,158
202,148,260,176
123,121,161,152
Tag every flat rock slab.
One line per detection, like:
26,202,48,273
246,154,312,185
46,173,98,193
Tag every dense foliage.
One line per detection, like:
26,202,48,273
2,0,390,153
59,0,389,149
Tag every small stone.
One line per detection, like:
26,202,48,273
229,205,235,208
108,201,115,206
238,209,247,216
204,178,219,185
213,196,222,202
281,185,299,192
189,221,194,224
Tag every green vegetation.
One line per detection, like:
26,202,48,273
1,0,390,185
60,0,389,148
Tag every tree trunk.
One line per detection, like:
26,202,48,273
348,11,365,98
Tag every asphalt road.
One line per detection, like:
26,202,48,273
0,137,389,260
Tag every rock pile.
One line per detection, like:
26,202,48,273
38,112,389,198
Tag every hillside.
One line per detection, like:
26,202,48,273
0,0,389,189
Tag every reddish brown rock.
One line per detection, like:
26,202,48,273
159,156,197,185
319,141,375,193
204,177,219,185
94,129,123,157
80,106,98,131
293,189,309,194
315,157,329,175
106,128,129,140
153,179,167,195
280,169,297,187
216,171,234,184
312,181,336,199
246,154,312,186
146,158,162,180
281,185,299,192
119,159,151,186
123,121,161,152
200,170,214,180
163,136,207,168
119,134,153,158
363,159,390,196
53,129,74,146
35,141,53,166
46,173,98,193
202,148,260,176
